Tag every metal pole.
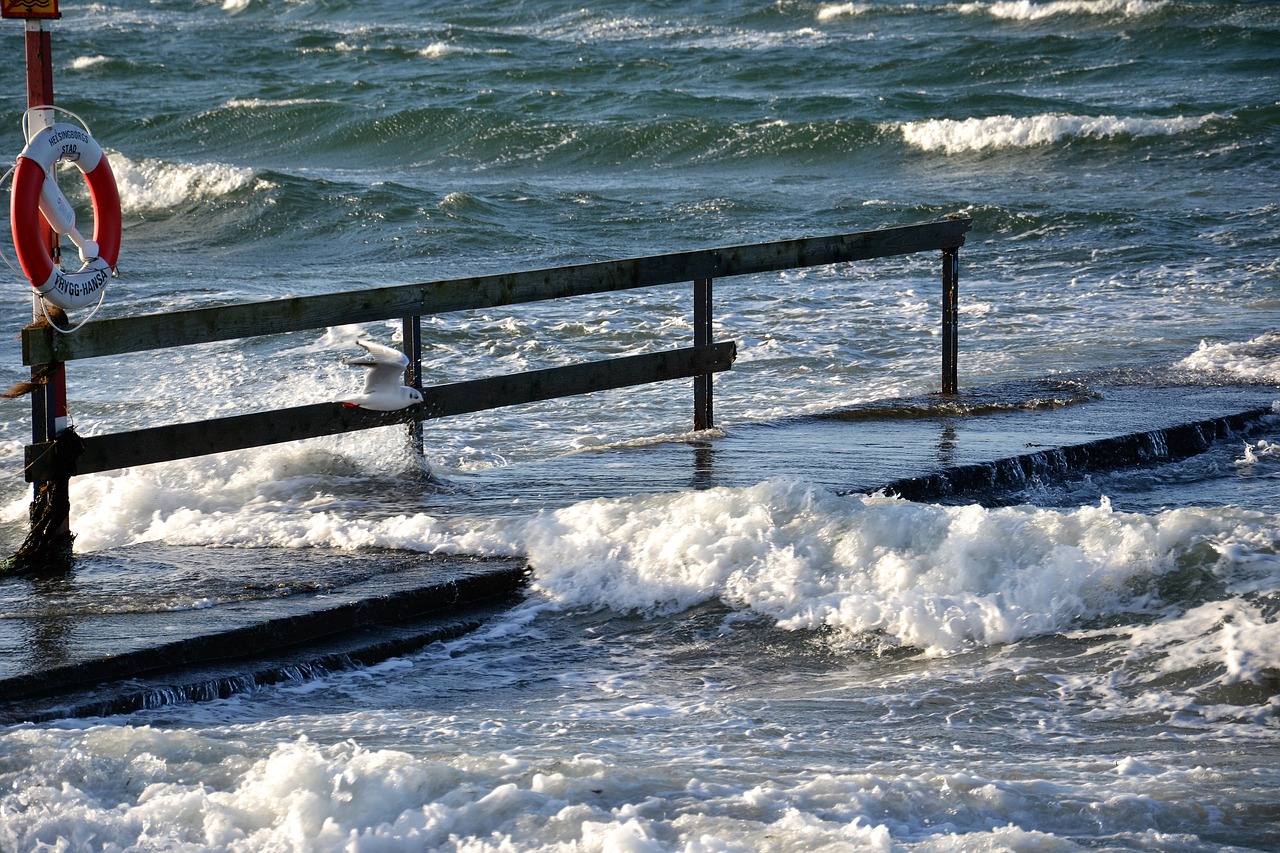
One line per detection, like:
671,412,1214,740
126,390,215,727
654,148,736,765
693,277,713,430
941,247,959,395
402,315,424,458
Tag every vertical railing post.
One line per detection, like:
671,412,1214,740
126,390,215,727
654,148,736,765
941,247,959,395
693,277,713,430
402,315,424,458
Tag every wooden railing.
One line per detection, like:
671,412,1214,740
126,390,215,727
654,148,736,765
22,218,972,483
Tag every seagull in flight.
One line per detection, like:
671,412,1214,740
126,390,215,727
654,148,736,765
341,339,424,411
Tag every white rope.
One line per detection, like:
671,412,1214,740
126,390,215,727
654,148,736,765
38,281,110,333
22,104,92,140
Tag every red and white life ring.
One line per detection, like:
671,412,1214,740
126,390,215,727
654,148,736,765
10,122,121,311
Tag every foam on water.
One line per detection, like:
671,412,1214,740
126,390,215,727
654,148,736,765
1178,332,1280,384
1128,597,1280,687
3,455,1278,848
522,480,1280,658
25,441,1278,674
816,3,874,21
106,151,261,212
1,610,1275,853
68,55,109,71
0,728,1119,851
895,113,1220,155
961,0,1170,20
1236,438,1280,468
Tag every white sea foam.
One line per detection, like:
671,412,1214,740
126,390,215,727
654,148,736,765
1127,598,1280,686
221,97,340,110
0,725,1176,852
418,42,471,59
520,480,1277,656
1235,439,1280,468
1179,332,1280,384
816,3,873,21
960,0,1168,20
31,450,1278,666
895,112,1217,154
41,439,464,553
0,712,1265,852
69,55,109,71
106,151,261,212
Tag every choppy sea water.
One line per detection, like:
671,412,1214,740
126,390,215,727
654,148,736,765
0,0,1278,850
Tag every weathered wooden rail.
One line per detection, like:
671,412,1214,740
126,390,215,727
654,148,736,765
20,217,972,490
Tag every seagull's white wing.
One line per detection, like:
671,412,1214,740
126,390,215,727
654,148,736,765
346,340,410,394
351,340,409,367
362,361,407,395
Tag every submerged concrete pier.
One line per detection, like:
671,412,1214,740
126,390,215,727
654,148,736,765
0,554,529,723
0,379,1274,724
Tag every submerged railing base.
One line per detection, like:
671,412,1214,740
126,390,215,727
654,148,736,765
3,426,80,575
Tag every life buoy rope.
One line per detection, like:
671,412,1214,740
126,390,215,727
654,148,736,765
10,119,121,312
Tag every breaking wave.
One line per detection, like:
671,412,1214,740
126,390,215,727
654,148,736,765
895,112,1220,154
106,151,262,212
1179,332,1280,385
522,478,1280,658
960,0,1170,20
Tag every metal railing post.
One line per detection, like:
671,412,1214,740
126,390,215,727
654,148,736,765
694,277,713,430
941,247,959,395
402,315,424,458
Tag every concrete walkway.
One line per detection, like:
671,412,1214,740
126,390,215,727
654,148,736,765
1,378,1274,723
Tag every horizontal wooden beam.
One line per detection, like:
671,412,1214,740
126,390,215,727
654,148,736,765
25,342,737,480
23,219,971,365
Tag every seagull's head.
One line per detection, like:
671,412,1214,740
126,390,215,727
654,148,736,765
407,388,424,405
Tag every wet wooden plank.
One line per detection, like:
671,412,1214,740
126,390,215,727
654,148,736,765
25,342,737,480
23,219,971,365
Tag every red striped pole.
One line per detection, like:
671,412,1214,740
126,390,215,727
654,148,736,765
8,2,76,560
24,19,70,442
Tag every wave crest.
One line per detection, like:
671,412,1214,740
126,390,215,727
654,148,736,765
962,0,1169,20
894,112,1219,154
521,479,1269,655
816,3,873,21
107,151,262,212
1180,332,1280,385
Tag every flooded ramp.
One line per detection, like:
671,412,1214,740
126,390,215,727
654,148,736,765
474,379,1276,508
0,552,528,723
0,378,1274,724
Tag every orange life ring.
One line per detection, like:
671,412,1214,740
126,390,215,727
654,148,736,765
10,122,121,311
